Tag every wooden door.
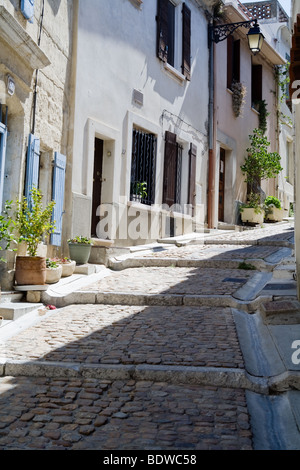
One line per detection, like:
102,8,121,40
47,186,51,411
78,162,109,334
218,148,225,222
91,138,103,237
162,131,177,207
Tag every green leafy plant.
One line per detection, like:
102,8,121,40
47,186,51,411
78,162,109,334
238,261,257,270
264,196,282,209
254,100,269,134
131,181,147,199
239,192,264,214
14,187,56,257
240,128,283,196
67,236,92,245
0,201,16,262
46,258,59,268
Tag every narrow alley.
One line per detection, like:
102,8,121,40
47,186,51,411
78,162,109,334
0,221,299,452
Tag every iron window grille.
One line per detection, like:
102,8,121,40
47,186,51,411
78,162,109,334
130,128,157,205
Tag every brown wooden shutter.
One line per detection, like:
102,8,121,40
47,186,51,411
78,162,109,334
188,143,197,215
163,131,177,206
251,64,262,104
233,39,240,82
157,0,168,62
227,35,233,89
182,3,191,80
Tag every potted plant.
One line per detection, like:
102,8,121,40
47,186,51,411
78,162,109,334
131,181,147,202
264,196,284,222
67,236,92,264
240,192,265,225
240,128,283,224
46,258,62,284
58,257,76,277
14,187,56,285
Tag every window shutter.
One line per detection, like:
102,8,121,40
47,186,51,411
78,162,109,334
182,3,191,80
21,0,34,22
25,133,40,206
0,124,8,212
157,0,169,62
50,152,66,246
227,35,234,89
163,131,177,207
233,40,240,82
188,143,196,214
252,64,262,104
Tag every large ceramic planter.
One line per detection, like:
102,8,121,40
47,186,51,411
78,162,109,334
15,256,47,285
46,264,62,284
241,208,264,225
60,260,76,277
266,207,284,222
68,243,91,264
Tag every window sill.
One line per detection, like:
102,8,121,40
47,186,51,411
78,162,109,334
251,106,260,115
163,62,186,83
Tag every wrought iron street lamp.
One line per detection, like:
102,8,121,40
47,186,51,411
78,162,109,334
209,18,264,54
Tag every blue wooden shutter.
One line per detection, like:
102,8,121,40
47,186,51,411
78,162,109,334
21,0,35,22
50,152,66,246
0,123,8,212
25,133,40,206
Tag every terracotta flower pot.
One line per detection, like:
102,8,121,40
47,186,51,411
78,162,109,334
15,256,47,285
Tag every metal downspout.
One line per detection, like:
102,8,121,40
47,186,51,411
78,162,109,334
208,21,216,229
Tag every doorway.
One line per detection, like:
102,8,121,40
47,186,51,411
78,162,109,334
218,148,225,222
91,138,103,237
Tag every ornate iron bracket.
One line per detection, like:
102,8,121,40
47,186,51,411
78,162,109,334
209,19,258,43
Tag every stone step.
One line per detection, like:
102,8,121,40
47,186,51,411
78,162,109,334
0,302,43,320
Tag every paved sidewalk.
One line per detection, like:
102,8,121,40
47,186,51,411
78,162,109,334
0,220,299,450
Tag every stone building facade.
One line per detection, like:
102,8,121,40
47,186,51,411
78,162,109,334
0,0,74,287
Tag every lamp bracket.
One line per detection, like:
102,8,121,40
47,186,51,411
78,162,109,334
210,19,257,43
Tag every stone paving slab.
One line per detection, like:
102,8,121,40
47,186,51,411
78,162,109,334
129,244,282,262
0,376,253,450
0,304,244,370
80,266,255,297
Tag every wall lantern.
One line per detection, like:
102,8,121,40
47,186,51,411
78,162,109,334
247,22,264,55
209,18,264,55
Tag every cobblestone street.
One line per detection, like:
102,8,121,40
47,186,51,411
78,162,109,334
0,221,298,452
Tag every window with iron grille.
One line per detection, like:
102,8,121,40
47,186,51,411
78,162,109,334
130,128,157,205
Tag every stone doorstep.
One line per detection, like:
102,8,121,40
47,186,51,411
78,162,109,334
0,302,43,320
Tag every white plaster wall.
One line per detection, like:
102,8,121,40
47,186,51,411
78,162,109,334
70,0,210,241
215,21,283,224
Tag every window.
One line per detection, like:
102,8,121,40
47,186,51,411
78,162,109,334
130,129,157,205
251,63,262,109
227,37,240,89
157,0,191,80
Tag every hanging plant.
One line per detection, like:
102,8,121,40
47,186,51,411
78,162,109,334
254,99,269,134
231,81,247,118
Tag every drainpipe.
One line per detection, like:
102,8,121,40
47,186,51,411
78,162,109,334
207,20,216,229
